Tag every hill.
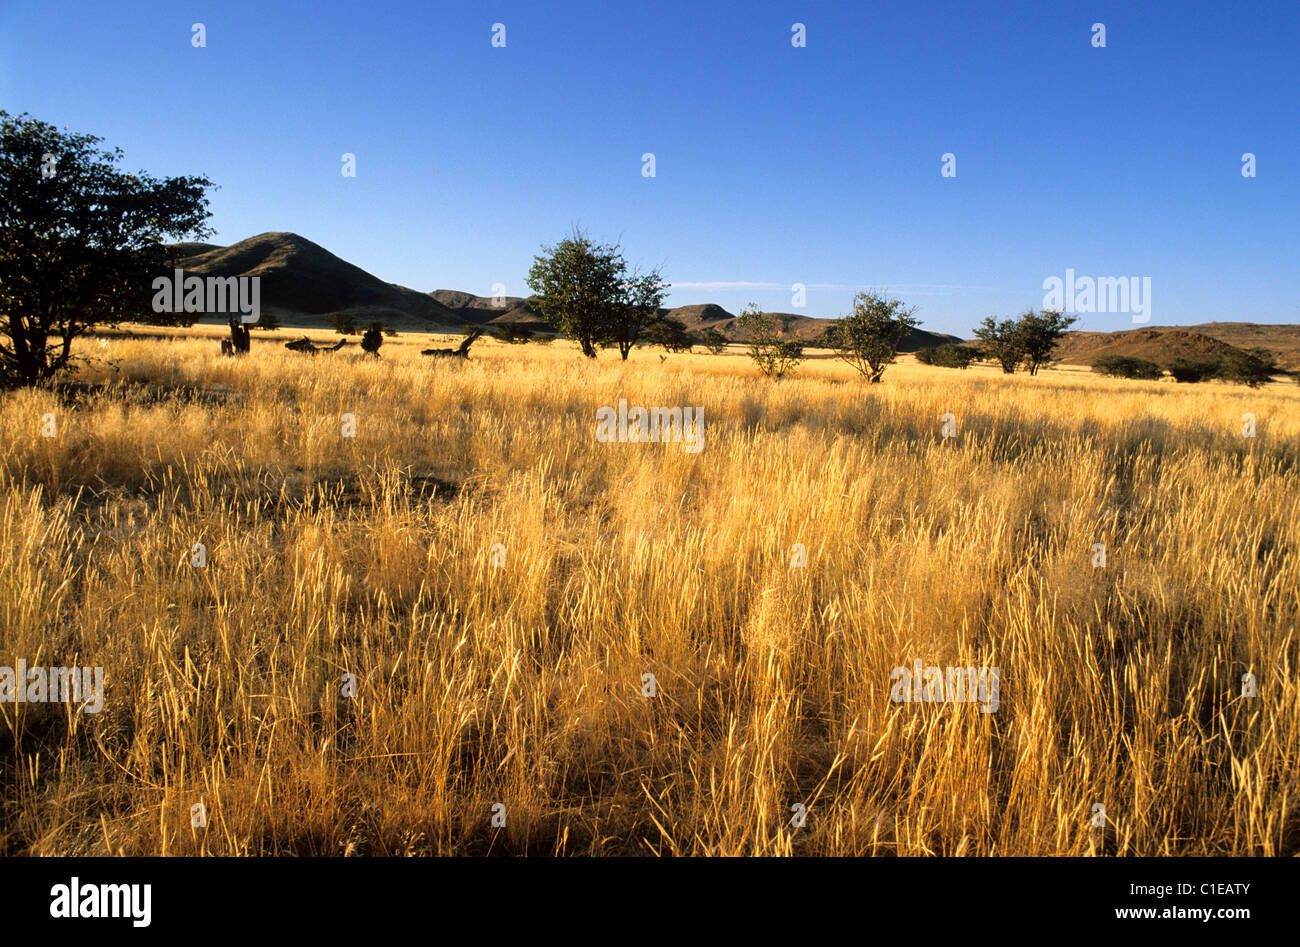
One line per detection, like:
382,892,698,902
1159,323,1300,370
171,233,462,330
1054,328,1252,367
664,304,735,331
429,290,551,329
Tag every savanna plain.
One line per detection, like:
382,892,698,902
1,328,1297,856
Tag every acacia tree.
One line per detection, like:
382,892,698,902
1013,309,1076,376
1216,347,1276,388
607,268,670,360
737,303,803,379
826,290,920,383
0,112,214,388
527,230,666,359
973,317,1023,373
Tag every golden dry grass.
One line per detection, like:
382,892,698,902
1,328,1297,855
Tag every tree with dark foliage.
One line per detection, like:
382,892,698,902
491,324,534,344
250,310,279,331
326,312,356,335
973,310,1075,376
606,268,670,360
0,111,214,388
1013,309,1076,376
1216,347,1276,388
973,317,1024,374
916,342,979,369
641,316,694,353
1091,355,1163,380
1167,358,1220,383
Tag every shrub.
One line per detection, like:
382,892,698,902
491,325,534,344
930,343,979,369
1092,355,1164,380
326,312,356,335
1167,358,1221,383
699,327,728,355
1216,348,1276,388
641,317,694,353
360,322,383,357
737,303,803,379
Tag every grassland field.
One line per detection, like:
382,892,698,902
1,326,1297,855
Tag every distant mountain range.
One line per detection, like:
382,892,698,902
169,233,960,349
170,233,1300,369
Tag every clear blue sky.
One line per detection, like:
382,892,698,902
2,0,1296,335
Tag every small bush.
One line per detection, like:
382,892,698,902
930,343,979,369
1167,358,1221,383
699,327,728,355
360,322,383,356
737,304,803,379
1092,355,1164,380
326,312,356,335
492,325,534,344
251,311,280,332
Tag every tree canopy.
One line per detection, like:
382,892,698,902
825,290,919,383
973,310,1076,376
526,230,668,359
1014,309,1077,376
0,111,214,388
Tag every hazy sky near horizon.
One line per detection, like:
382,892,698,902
2,0,1297,335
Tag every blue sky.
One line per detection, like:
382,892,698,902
2,0,1296,335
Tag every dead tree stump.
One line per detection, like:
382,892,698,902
222,319,251,356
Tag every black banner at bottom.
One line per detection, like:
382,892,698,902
0,856,1286,935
